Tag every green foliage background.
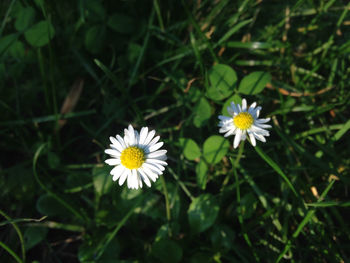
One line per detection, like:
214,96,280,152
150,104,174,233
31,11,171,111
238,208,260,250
1,0,350,262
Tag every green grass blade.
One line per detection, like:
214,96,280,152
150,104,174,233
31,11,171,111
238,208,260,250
255,146,298,198
0,241,23,263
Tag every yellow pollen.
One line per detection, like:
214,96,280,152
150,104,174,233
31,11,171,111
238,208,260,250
120,146,145,169
233,112,254,130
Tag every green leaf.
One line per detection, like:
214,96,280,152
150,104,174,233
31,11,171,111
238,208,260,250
238,71,271,95
108,13,135,34
15,7,35,31
78,237,120,261
188,194,219,233
47,151,60,169
238,192,258,219
0,34,18,56
193,97,211,127
93,166,113,196
9,40,26,59
206,64,237,101
203,136,230,164
210,224,235,250
179,138,201,160
153,238,183,263
84,25,106,54
24,20,55,47
255,146,298,197
196,160,208,190
24,227,48,251
36,194,70,217
221,94,242,116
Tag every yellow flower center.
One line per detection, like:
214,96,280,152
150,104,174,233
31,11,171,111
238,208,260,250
120,146,145,169
233,112,254,130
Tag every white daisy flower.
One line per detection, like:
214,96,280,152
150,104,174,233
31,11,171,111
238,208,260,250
104,124,168,189
218,98,271,149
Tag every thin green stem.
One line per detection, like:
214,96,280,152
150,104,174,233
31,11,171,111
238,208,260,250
168,166,194,201
276,180,336,262
0,209,25,263
94,195,146,260
160,175,171,222
33,144,86,223
0,241,23,263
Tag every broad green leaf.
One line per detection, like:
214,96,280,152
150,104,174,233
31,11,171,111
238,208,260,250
24,21,55,47
153,238,183,263
210,224,235,250
85,25,106,54
85,0,106,21
203,136,229,164
221,94,242,116
15,7,35,31
238,71,271,95
188,194,219,233
179,138,201,160
108,13,135,34
206,64,237,101
36,194,70,217
47,151,60,169
193,97,211,128
0,34,18,56
196,160,208,190
9,40,26,59
24,227,48,251
93,166,113,196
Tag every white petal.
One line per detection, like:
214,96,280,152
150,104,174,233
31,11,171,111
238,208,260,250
110,165,124,175
119,170,129,186
251,126,270,136
127,125,136,145
143,163,163,174
256,118,270,124
255,123,272,129
242,99,247,111
116,135,127,148
219,126,231,133
138,168,151,187
147,149,167,158
224,128,236,137
144,130,156,145
105,158,121,165
227,107,234,115
230,102,239,114
105,149,120,157
139,127,148,145
249,102,257,110
148,135,160,147
145,161,165,172
112,166,126,181
218,115,231,122
141,166,158,182
110,137,124,152
148,142,164,152
147,159,168,166
134,130,140,145
137,173,143,189
234,129,242,149
254,133,266,142
248,132,256,146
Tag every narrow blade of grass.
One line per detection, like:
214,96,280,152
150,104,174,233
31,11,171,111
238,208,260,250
255,146,298,198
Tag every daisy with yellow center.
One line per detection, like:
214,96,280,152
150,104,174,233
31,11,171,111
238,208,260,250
105,125,167,189
218,98,271,148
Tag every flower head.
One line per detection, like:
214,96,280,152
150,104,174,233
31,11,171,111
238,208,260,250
105,125,167,189
218,99,271,148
